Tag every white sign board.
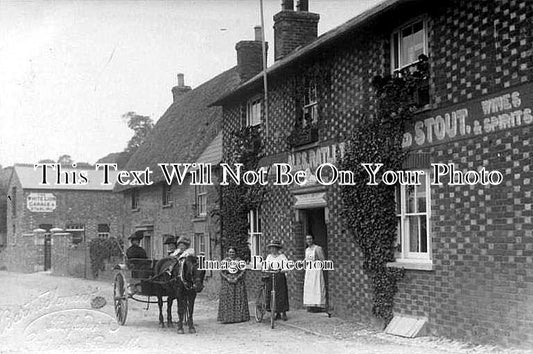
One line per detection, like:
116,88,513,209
27,193,57,212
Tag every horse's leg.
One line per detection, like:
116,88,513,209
157,293,165,328
176,288,185,334
188,291,196,333
167,295,174,328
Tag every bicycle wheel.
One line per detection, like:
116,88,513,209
255,287,265,323
255,286,266,322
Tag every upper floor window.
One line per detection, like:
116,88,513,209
162,184,172,206
97,224,110,239
391,18,427,71
131,189,139,210
248,208,262,258
195,185,207,217
395,172,431,262
246,96,262,127
301,77,318,128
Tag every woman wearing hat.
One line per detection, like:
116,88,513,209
265,240,289,321
163,235,177,256
126,231,147,259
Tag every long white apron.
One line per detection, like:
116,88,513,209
303,245,326,307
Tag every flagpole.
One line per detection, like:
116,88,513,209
259,0,269,138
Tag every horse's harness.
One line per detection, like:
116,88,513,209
149,258,195,290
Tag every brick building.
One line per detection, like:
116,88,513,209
1,164,122,275
116,26,267,264
213,0,533,347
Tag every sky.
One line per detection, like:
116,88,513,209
0,0,381,167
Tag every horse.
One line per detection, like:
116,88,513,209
152,257,179,328
152,255,205,333
174,254,206,334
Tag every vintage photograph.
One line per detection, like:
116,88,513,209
0,0,532,353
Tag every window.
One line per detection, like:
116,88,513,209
391,18,427,71
248,208,262,258
11,187,16,217
162,184,172,206
66,223,85,245
301,77,318,128
97,224,110,239
246,96,262,127
131,189,139,210
395,172,431,261
194,233,208,256
195,185,207,217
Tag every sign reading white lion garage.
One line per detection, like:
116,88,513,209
27,193,57,212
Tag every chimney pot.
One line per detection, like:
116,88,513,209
296,0,308,11
172,73,191,103
281,0,294,11
177,73,184,87
254,26,263,41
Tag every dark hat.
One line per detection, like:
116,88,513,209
128,230,144,240
267,240,283,249
176,236,191,246
163,234,176,245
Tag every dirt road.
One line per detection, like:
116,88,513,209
0,272,524,353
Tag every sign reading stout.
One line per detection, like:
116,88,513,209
402,83,533,149
27,193,57,212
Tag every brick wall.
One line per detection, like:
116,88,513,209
1,172,122,273
221,0,533,346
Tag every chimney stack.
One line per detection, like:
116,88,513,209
236,26,268,82
273,0,319,61
171,73,191,103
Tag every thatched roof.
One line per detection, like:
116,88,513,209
115,66,241,192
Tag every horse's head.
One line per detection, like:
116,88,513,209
181,255,206,293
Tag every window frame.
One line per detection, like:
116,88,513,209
248,208,262,258
390,16,428,73
195,184,207,217
193,233,209,257
65,223,85,245
301,76,319,128
162,183,172,207
131,189,139,210
395,171,432,262
246,95,262,127
97,223,110,239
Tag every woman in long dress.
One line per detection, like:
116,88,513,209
265,240,290,321
217,247,250,323
303,234,326,312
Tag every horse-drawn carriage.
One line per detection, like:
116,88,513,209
113,256,205,333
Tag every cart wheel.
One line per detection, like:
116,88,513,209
114,272,128,325
254,287,265,323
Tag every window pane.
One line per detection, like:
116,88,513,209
405,185,415,214
396,218,402,253
420,216,428,253
408,215,420,252
416,175,427,213
400,22,425,67
395,186,401,215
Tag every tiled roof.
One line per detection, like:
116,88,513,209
13,165,119,191
115,66,241,192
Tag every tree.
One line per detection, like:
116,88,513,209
58,154,74,166
122,112,154,154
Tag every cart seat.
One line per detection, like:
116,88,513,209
127,258,156,279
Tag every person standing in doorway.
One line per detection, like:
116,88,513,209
303,234,326,312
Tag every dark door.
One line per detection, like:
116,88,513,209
40,224,53,271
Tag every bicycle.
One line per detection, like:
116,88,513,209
254,269,278,329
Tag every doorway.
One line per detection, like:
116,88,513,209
299,208,329,305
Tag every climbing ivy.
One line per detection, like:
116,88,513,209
340,56,429,323
219,125,265,262
89,237,123,278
